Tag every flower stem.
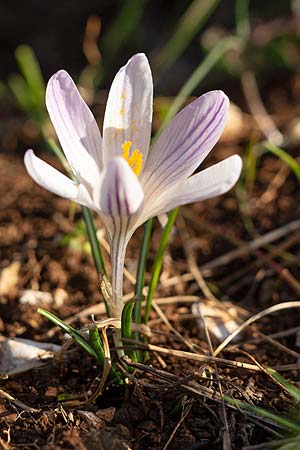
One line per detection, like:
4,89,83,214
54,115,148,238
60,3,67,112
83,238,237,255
110,227,128,358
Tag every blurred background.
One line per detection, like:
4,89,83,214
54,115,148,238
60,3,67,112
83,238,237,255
0,0,299,157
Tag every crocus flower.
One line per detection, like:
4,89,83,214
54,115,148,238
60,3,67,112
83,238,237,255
25,53,242,320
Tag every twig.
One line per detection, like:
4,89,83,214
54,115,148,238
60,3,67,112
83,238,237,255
0,389,39,412
200,218,300,275
214,301,300,357
241,69,283,145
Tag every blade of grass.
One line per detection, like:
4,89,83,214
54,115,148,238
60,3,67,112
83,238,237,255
121,299,137,361
89,326,123,381
144,208,179,325
156,36,239,137
15,45,45,113
38,308,99,362
155,0,220,72
265,368,300,402
88,326,105,364
224,396,300,433
263,141,300,179
81,206,107,277
102,0,148,58
8,73,32,112
235,0,250,41
134,218,153,325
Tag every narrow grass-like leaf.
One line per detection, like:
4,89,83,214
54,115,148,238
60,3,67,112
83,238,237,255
225,396,300,433
121,298,137,361
134,218,153,324
155,0,220,72
81,206,107,278
88,326,105,365
15,45,45,111
264,142,300,179
235,0,250,41
266,368,300,402
144,208,179,324
38,308,99,362
89,326,123,382
8,73,32,112
156,37,239,137
102,0,148,58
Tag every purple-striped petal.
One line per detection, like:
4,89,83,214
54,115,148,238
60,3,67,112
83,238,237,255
24,150,95,209
141,91,229,198
137,155,242,225
46,70,102,189
96,157,144,220
102,54,153,167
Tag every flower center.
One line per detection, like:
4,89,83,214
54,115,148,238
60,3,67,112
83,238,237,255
122,141,143,176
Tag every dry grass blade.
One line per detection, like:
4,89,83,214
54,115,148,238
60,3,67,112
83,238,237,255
123,341,261,371
201,218,300,274
162,400,193,450
241,69,283,145
214,301,300,357
0,388,39,412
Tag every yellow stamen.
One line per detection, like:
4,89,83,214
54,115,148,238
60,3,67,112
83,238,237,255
122,140,143,176
128,149,143,176
122,140,132,160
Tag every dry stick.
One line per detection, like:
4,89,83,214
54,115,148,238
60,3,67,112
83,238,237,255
122,357,292,431
254,330,300,360
151,301,196,352
177,215,231,449
162,401,193,450
241,69,284,145
254,248,300,294
0,389,39,412
122,341,261,371
258,163,290,208
237,348,299,397
219,231,300,288
214,302,300,357
200,218,300,275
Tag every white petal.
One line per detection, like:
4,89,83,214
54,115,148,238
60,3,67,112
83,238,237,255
24,150,95,210
141,91,229,198
96,157,144,219
138,155,242,224
46,70,102,188
102,54,153,167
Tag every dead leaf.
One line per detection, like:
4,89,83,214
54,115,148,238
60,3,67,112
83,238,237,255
0,337,61,376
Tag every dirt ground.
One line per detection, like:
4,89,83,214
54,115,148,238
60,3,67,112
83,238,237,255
1,76,300,449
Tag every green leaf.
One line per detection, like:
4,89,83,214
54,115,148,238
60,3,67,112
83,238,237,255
156,0,220,72
144,208,179,324
264,142,300,179
266,368,300,403
38,308,99,362
225,396,300,433
15,45,45,111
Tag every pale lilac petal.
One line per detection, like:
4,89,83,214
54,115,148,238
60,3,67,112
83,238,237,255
102,54,153,167
24,150,95,210
137,155,242,225
141,91,229,197
96,157,144,219
46,70,102,188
